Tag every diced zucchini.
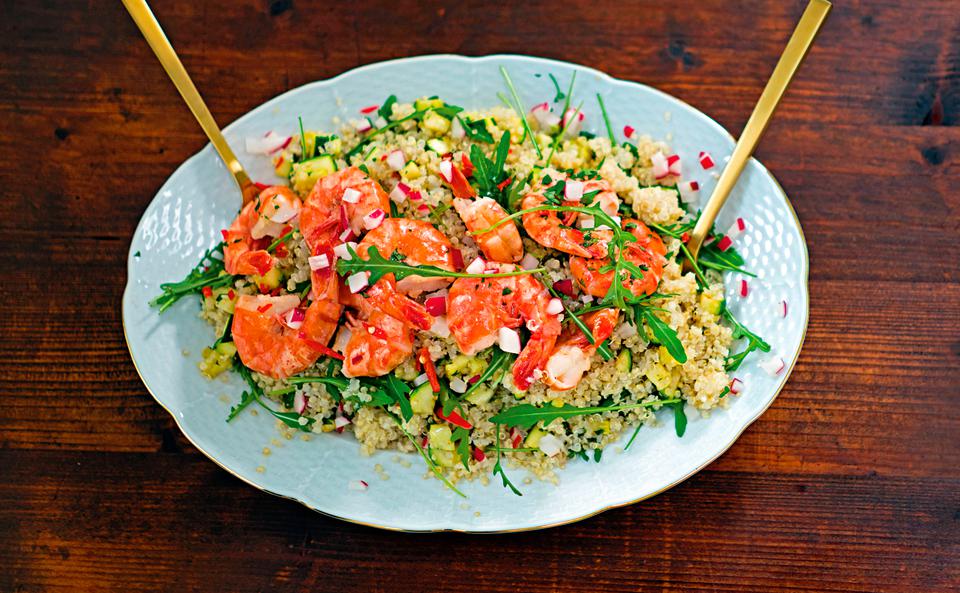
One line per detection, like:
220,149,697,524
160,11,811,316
400,161,421,179
587,418,611,435
524,427,545,449
428,424,454,451
426,138,449,154
464,385,494,406
699,292,723,315
444,354,486,378
198,342,236,379
433,450,455,467
646,363,672,393
325,137,343,156
303,131,318,159
215,341,237,357
615,349,632,373
251,267,283,290
212,287,236,313
415,97,445,111
290,155,337,194
421,111,451,135
409,382,436,415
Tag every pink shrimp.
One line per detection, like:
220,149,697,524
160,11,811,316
299,166,390,251
520,191,605,258
337,285,415,378
569,219,667,298
453,197,524,263
231,291,341,380
223,186,301,276
542,308,620,391
356,218,458,296
446,263,561,391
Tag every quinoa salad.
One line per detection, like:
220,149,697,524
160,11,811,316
151,70,772,496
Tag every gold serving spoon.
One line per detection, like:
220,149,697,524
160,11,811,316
121,0,260,204
685,0,831,265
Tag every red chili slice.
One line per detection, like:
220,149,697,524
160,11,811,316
436,407,472,430
256,303,272,313
419,347,440,393
202,286,213,299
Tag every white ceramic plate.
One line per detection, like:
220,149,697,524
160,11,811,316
123,54,808,532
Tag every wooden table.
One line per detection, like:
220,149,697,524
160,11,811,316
2,1,957,591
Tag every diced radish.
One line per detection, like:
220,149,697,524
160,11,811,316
268,202,299,224
699,151,715,169
562,108,585,136
424,296,447,316
450,116,465,139
498,327,522,354
553,279,575,297
726,217,746,240
389,184,407,204
439,160,453,183
374,116,388,129
530,102,549,113
293,392,307,414
759,356,785,376
342,188,361,204
348,480,368,491
450,248,464,270
465,257,486,275
729,378,743,395
666,154,682,176
308,253,330,271
623,125,635,139
740,279,749,297
283,307,305,330
716,236,733,252
519,253,539,270
413,373,429,386
579,216,595,230
385,149,406,171
347,272,369,293
362,208,386,230
338,228,356,242
538,434,563,457
244,131,291,155
564,180,584,201
333,326,351,354
778,300,789,318
429,315,450,338
333,241,358,260
704,235,716,247
580,294,593,304
546,298,564,315
651,151,669,179
352,119,372,133
449,377,468,394
678,180,700,204
360,104,379,114
334,416,351,428
531,103,560,129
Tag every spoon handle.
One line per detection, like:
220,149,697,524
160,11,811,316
686,0,831,261
121,0,259,204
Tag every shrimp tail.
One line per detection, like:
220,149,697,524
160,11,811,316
234,250,273,276
364,279,434,331
512,334,557,391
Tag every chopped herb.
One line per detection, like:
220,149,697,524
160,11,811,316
499,67,542,159
493,424,523,496
457,115,495,143
150,241,234,312
597,93,615,143
378,94,397,120
548,73,566,102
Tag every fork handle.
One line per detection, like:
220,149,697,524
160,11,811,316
686,0,831,261
121,0,258,204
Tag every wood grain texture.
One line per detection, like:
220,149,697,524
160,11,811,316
1,0,957,591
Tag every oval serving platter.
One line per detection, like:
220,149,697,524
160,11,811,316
123,54,808,532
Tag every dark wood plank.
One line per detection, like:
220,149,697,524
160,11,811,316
1,0,958,591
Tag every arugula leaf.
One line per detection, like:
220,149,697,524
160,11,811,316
232,364,314,431
723,308,771,370
596,93,615,143
150,241,234,312
461,348,513,401
642,309,687,363
378,94,397,120
457,116,494,143
548,73,566,102
499,67,542,159
452,426,472,471
667,400,687,437
227,389,256,422
493,424,523,496
490,399,681,431
468,131,512,208
381,373,413,422
336,244,543,286
389,413,465,497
